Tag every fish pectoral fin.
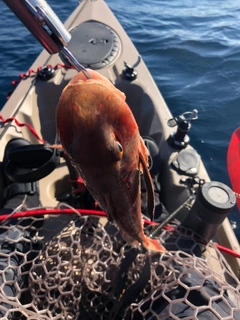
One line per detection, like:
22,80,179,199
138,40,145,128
142,235,167,253
139,151,155,221
121,169,141,208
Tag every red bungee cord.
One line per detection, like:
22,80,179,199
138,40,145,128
0,208,104,220
0,114,46,143
6,63,74,99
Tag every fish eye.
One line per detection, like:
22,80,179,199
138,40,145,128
117,141,123,154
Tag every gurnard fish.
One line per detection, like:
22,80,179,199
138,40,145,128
56,69,166,252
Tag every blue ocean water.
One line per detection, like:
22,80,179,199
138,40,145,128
0,0,240,237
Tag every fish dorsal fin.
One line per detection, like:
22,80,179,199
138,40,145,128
139,151,155,221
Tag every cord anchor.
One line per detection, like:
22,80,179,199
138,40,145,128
167,109,198,148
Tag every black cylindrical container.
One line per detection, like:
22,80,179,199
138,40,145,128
182,181,236,242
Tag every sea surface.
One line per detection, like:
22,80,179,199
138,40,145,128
0,0,240,239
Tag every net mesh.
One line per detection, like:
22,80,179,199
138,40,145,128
0,205,240,320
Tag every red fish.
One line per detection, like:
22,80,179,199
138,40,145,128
56,69,166,252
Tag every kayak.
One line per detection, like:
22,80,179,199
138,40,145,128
0,0,240,319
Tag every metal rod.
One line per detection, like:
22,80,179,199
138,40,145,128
150,194,195,238
61,47,91,79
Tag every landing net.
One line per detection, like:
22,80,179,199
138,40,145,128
0,205,240,320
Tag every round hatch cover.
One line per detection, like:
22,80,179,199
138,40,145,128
200,181,236,213
60,20,120,69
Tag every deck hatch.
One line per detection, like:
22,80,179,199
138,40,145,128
60,20,120,69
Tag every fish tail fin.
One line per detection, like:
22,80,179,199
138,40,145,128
142,235,167,253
